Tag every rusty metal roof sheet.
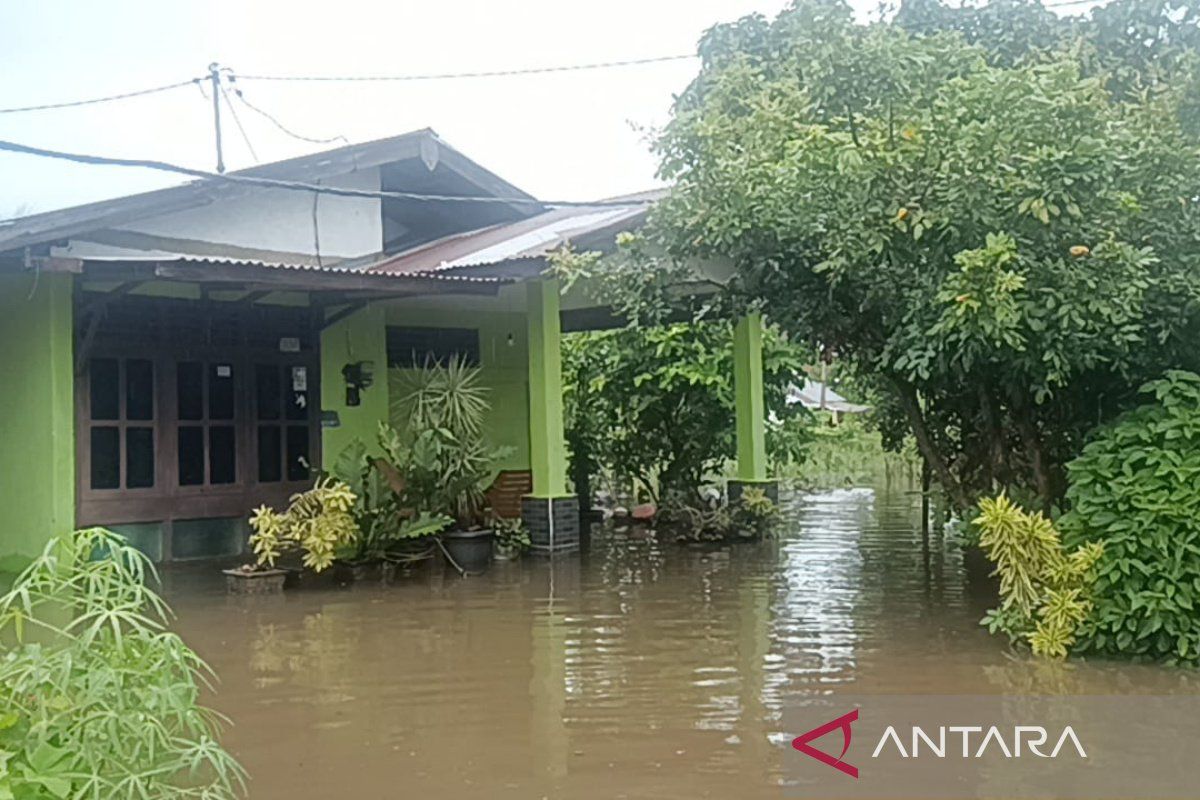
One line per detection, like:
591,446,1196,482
366,194,662,277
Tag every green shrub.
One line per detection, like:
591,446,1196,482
1060,371,1200,663
975,494,1103,659
0,528,244,798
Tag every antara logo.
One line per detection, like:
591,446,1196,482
792,709,1087,779
792,709,860,778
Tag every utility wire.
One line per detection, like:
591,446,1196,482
232,54,697,83
0,137,655,209
228,83,348,146
0,77,203,114
218,84,259,163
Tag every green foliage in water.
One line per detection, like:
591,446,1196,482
491,515,531,556
661,487,783,542
780,416,920,490
1060,371,1200,663
561,321,808,503
0,528,245,799
976,494,1103,659
733,488,783,540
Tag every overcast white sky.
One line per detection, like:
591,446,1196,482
0,0,1105,217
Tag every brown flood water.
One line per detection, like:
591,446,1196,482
164,486,1197,799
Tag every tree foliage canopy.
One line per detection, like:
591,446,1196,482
615,0,1200,509
562,321,807,504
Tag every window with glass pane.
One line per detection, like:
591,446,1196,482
88,358,155,490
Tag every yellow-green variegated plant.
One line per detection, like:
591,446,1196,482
249,476,359,572
975,494,1103,659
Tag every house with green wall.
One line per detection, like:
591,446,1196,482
0,129,775,569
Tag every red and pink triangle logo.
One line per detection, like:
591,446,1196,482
792,709,859,779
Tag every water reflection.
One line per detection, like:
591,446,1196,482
165,486,1196,799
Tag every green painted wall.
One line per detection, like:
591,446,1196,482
320,304,390,462
734,313,768,481
383,302,531,473
0,272,75,572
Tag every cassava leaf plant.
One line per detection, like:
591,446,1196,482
0,528,245,799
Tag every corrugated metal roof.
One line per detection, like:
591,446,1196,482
367,198,656,277
78,252,506,285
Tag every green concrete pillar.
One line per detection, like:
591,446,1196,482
523,279,580,554
526,279,568,497
733,313,768,482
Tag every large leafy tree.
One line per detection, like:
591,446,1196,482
618,0,1200,510
562,322,807,505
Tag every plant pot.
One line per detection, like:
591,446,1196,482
441,529,495,575
223,567,287,595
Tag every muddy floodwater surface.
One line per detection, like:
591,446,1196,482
165,487,1197,799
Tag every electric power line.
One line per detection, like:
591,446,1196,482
228,83,348,146
0,77,204,114
218,84,259,163
0,137,655,209
230,54,697,83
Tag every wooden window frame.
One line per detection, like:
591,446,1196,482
75,301,321,549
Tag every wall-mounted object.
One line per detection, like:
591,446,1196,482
341,361,375,407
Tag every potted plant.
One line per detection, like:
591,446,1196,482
492,515,531,561
225,476,358,593
391,358,513,575
329,438,452,582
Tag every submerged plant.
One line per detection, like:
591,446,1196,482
0,528,245,799
661,487,783,542
732,488,782,539
492,515,531,556
975,494,1103,659
249,476,359,571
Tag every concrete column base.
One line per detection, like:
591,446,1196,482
727,480,779,505
521,496,581,555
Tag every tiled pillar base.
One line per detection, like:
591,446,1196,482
521,496,580,555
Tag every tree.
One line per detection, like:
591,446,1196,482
606,0,1200,510
562,322,808,504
